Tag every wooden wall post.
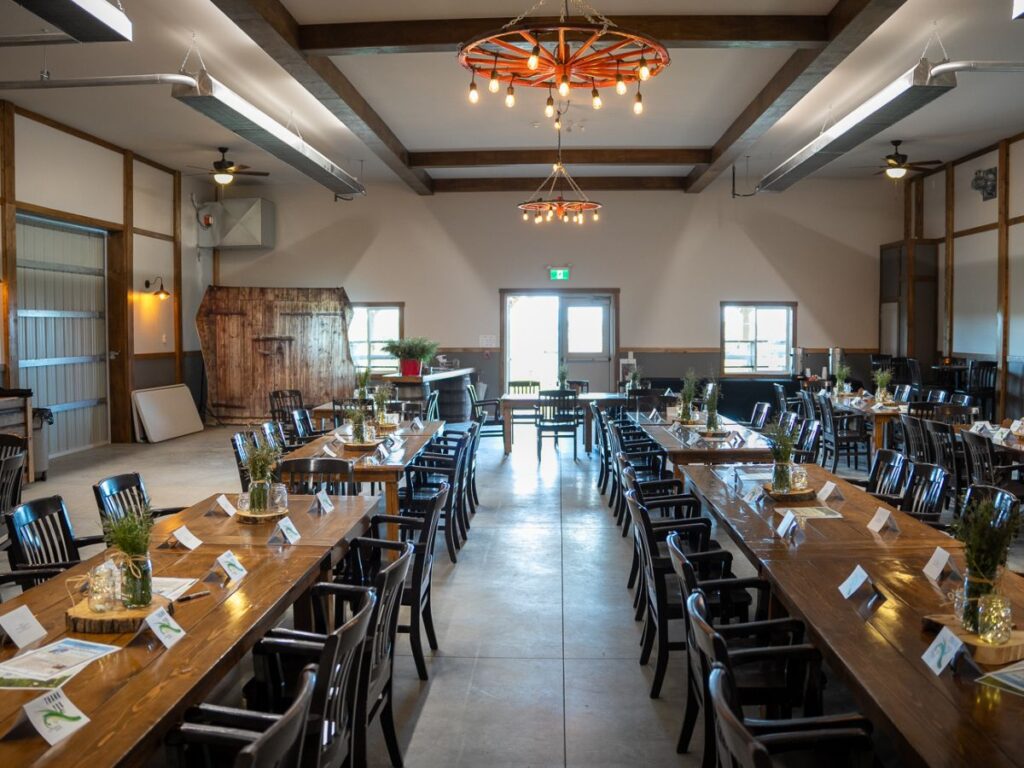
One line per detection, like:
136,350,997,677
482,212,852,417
173,171,183,383
944,164,955,356
0,101,18,389
996,140,1010,420
107,152,135,442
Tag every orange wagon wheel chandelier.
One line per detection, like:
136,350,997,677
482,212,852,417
519,114,601,225
459,0,669,115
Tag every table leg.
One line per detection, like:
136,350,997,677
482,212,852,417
503,404,513,455
873,415,887,455
384,480,401,539
585,407,594,454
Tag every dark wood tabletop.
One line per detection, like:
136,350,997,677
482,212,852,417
639,417,774,466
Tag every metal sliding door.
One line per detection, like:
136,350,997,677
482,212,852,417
16,214,109,456
559,295,613,392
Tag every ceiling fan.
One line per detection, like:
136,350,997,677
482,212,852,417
191,147,269,186
877,140,941,179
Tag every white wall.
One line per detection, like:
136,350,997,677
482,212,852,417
132,159,174,236
181,175,213,352
132,234,175,355
217,176,900,351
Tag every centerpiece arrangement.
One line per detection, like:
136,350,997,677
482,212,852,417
952,498,1019,635
374,382,399,433
382,337,439,377
557,364,569,390
675,370,700,425
342,408,381,450
834,363,852,395
761,420,813,500
242,443,282,520
873,367,894,404
699,380,728,437
105,506,155,609
355,367,372,401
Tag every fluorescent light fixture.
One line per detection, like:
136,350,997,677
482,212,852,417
172,69,365,197
1015,0,1024,19
11,0,132,43
759,59,956,192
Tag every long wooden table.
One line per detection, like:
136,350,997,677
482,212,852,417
638,416,774,466
0,493,376,767
499,393,626,455
684,463,1024,767
281,420,445,517
832,396,904,455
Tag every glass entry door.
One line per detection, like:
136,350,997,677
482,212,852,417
504,292,614,391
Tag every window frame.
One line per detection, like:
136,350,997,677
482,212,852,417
349,302,405,373
719,301,797,378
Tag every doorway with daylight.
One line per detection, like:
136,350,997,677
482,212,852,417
501,289,618,393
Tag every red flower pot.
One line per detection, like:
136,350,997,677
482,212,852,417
400,359,423,376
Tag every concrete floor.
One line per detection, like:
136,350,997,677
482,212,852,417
18,425,702,767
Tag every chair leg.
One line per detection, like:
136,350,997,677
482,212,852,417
627,545,639,589
650,615,669,698
423,594,439,651
380,689,404,768
409,606,429,681
639,615,655,664
677,675,700,754
700,695,717,768
443,514,458,563
472,472,480,506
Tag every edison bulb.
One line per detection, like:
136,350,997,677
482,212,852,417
593,211,600,222
615,73,627,96
633,91,644,115
558,76,570,98
528,45,540,71
505,84,516,108
638,57,650,81
545,95,555,118
468,81,479,103
547,209,554,220
553,116,561,130
591,87,602,109
488,69,500,93
522,211,529,221
535,213,543,223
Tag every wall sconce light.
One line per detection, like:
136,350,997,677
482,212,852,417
145,276,171,300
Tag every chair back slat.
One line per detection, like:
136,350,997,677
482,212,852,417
536,389,578,423
900,462,949,522
93,473,152,523
7,495,80,569
0,452,25,515
508,380,540,395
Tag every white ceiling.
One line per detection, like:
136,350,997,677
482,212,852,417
0,0,1021,191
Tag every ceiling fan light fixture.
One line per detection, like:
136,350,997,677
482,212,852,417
213,171,234,185
885,166,908,179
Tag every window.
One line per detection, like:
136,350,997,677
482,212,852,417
721,303,795,375
349,304,403,372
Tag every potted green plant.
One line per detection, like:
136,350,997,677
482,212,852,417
835,363,852,393
872,367,893,403
627,367,643,391
348,408,367,443
557,364,568,390
677,369,699,422
374,382,395,425
104,506,155,609
762,419,796,493
244,443,280,514
952,498,1019,633
383,337,439,377
355,367,372,400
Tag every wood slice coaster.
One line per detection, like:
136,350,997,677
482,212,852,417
762,484,816,502
66,595,173,634
698,430,731,439
926,614,1024,667
375,422,399,434
235,509,287,525
341,440,381,451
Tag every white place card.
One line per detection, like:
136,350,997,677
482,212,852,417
0,605,46,649
323,444,338,458
817,481,837,503
993,427,1011,442
970,421,992,434
775,510,797,539
838,565,872,600
389,435,405,449
316,489,335,513
144,607,185,649
24,688,90,745
216,550,247,582
647,409,663,423
872,402,887,411
923,547,959,583
742,486,762,504
867,507,900,535
214,494,237,517
411,417,424,431
1012,419,1024,433
171,525,203,551
922,626,965,676
277,516,301,545
373,444,390,463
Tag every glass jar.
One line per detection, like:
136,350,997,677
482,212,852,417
960,568,1000,634
791,464,808,491
772,462,792,494
365,424,377,442
121,554,153,609
88,562,118,613
249,479,271,513
270,483,289,513
978,593,1012,645
706,407,720,431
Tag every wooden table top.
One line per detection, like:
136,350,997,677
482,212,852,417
500,392,627,405
382,367,474,384
0,493,373,767
683,462,1024,767
282,421,445,478
638,417,774,465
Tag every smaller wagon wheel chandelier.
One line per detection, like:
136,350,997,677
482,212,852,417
460,0,669,116
519,114,601,225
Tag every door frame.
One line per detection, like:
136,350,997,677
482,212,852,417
498,287,620,393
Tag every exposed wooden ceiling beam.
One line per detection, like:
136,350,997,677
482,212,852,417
684,0,906,194
410,148,711,168
205,0,433,195
433,176,687,193
298,16,829,56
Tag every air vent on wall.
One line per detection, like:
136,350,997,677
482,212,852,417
196,199,275,250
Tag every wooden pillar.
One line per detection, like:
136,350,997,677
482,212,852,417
904,181,916,357
173,171,183,384
996,140,1010,420
944,164,955,356
0,101,18,389
107,152,135,442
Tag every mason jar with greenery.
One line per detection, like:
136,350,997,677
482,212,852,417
244,443,281,514
678,369,699,422
952,498,1019,633
349,408,367,443
762,419,796,493
705,380,721,431
557,364,568,390
835,363,852,393
627,368,643,391
374,382,395,425
872,367,893,403
104,506,155,609
382,337,439,376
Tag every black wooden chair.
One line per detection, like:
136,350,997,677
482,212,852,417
950,392,974,408
0,433,27,499
92,472,184,522
232,432,253,492
772,383,801,416
291,409,328,440
925,388,949,404
370,484,448,680
402,433,470,562
535,389,580,459
742,403,772,431
6,496,105,584
923,419,966,515
171,665,317,768
961,430,1024,497
262,421,304,452
425,390,440,421
0,453,25,520
816,393,868,471
233,587,376,768
468,383,503,439
959,360,997,420
270,389,304,427
899,462,950,525
962,484,1019,525
849,448,908,506
892,384,913,403
792,420,821,465
933,404,973,426
507,380,540,425
708,664,874,768
899,414,931,463
276,458,356,497
566,378,590,394
777,411,800,439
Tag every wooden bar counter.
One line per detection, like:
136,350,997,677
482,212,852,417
383,367,474,422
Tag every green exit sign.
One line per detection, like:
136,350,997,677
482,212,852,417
549,267,571,281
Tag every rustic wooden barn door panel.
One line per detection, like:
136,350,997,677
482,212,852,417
197,287,355,424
